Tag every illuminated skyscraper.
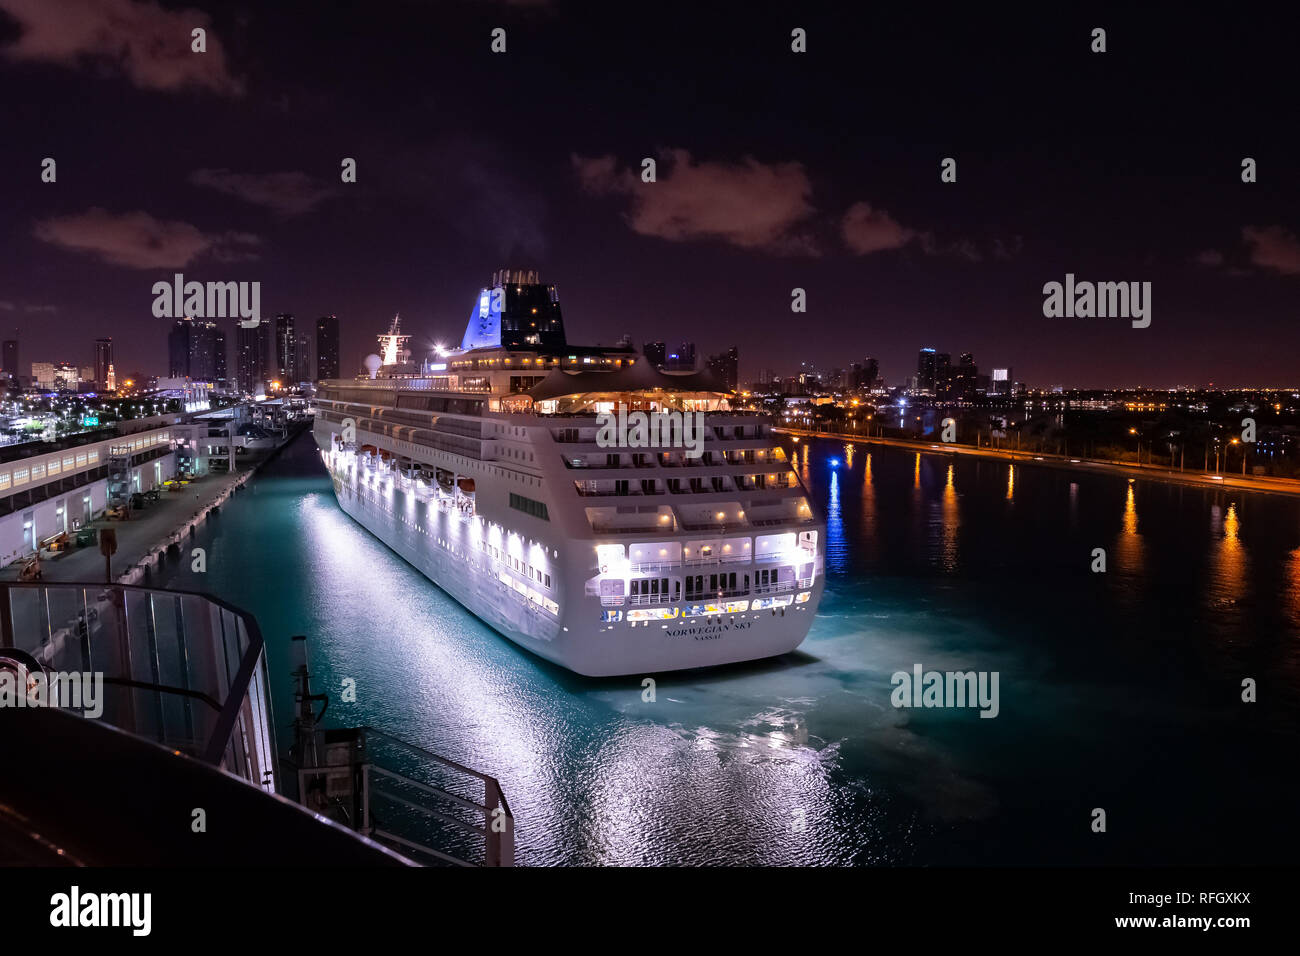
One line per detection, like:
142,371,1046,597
94,337,113,389
237,318,270,394
275,313,297,383
316,315,340,380
167,317,222,381
706,346,739,391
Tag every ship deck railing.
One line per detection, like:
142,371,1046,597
684,553,753,567
0,582,277,792
752,581,797,595
677,521,752,533
299,726,515,867
754,548,817,564
627,593,680,606
684,588,750,601
748,515,814,527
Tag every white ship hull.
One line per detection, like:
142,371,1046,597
315,426,824,677
311,273,826,676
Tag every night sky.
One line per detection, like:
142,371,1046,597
1,1,1297,387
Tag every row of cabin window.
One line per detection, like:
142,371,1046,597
480,539,552,589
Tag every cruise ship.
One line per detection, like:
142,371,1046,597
312,272,825,676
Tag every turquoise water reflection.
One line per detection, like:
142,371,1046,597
155,434,1300,864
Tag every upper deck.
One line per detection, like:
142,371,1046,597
313,272,818,538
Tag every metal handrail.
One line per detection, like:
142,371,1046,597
357,727,514,866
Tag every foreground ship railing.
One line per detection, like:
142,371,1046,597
0,582,276,789
292,726,515,867
286,636,515,866
0,584,517,866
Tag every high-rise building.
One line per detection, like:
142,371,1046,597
863,357,880,387
952,352,978,401
644,341,697,372
94,337,113,389
274,313,296,384
916,348,938,394
295,333,312,384
933,352,953,398
316,315,340,380
167,317,222,381
990,367,1012,396
214,326,228,387
644,340,696,372
916,349,952,397
237,318,270,394
666,342,696,372
705,346,740,391
3,339,19,381
31,362,55,388
167,319,190,378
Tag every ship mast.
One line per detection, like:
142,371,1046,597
378,313,411,366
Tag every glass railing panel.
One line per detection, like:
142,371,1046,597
7,586,48,659
1,583,276,791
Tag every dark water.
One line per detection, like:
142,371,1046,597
155,433,1300,865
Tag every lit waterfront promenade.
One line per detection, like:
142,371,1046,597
776,426,1300,498
0,431,301,585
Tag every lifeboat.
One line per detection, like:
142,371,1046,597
457,477,476,495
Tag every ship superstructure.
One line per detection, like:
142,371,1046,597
312,271,824,675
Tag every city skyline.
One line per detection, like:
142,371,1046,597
1,4,1298,389
0,0,1295,906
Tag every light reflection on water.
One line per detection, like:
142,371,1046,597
155,433,1300,865
826,468,846,575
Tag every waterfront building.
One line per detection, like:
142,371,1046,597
0,420,179,565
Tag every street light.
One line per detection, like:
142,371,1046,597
1129,427,1141,467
